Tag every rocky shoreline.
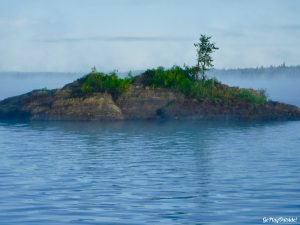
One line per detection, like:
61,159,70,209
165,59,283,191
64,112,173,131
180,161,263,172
1,77,300,121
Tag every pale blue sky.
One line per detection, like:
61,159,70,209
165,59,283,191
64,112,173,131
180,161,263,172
0,0,300,72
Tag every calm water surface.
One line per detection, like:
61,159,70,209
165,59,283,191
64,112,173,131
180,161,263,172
0,120,300,224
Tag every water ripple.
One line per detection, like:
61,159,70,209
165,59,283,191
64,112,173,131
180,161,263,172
0,120,300,224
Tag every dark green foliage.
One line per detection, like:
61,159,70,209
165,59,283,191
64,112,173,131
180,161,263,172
141,66,193,92
81,71,133,98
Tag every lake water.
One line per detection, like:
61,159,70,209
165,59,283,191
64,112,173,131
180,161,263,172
1,120,300,224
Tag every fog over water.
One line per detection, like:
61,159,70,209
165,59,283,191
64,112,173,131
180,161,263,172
0,67,300,107
209,66,300,107
0,72,83,100
210,75,300,107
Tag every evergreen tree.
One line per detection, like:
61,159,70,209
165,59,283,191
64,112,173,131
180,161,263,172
194,35,219,80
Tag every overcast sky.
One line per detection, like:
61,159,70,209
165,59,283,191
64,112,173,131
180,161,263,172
0,0,300,72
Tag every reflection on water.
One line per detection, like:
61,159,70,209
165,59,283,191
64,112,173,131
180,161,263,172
0,120,300,224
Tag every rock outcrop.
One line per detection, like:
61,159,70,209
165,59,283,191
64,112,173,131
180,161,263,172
1,80,300,121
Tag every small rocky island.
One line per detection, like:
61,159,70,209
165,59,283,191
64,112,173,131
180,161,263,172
1,36,300,121
0,66,300,121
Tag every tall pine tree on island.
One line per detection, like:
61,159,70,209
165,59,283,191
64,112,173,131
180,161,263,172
194,35,219,80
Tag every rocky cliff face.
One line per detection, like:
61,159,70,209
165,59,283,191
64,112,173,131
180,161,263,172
117,86,185,119
0,88,124,121
1,84,300,121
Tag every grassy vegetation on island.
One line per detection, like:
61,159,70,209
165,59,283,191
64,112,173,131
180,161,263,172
79,35,267,104
79,66,267,104
81,70,133,99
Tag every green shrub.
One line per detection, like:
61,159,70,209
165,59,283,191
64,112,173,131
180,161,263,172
81,72,133,98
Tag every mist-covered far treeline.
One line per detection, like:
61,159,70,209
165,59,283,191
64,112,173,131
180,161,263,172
209,64,300,78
